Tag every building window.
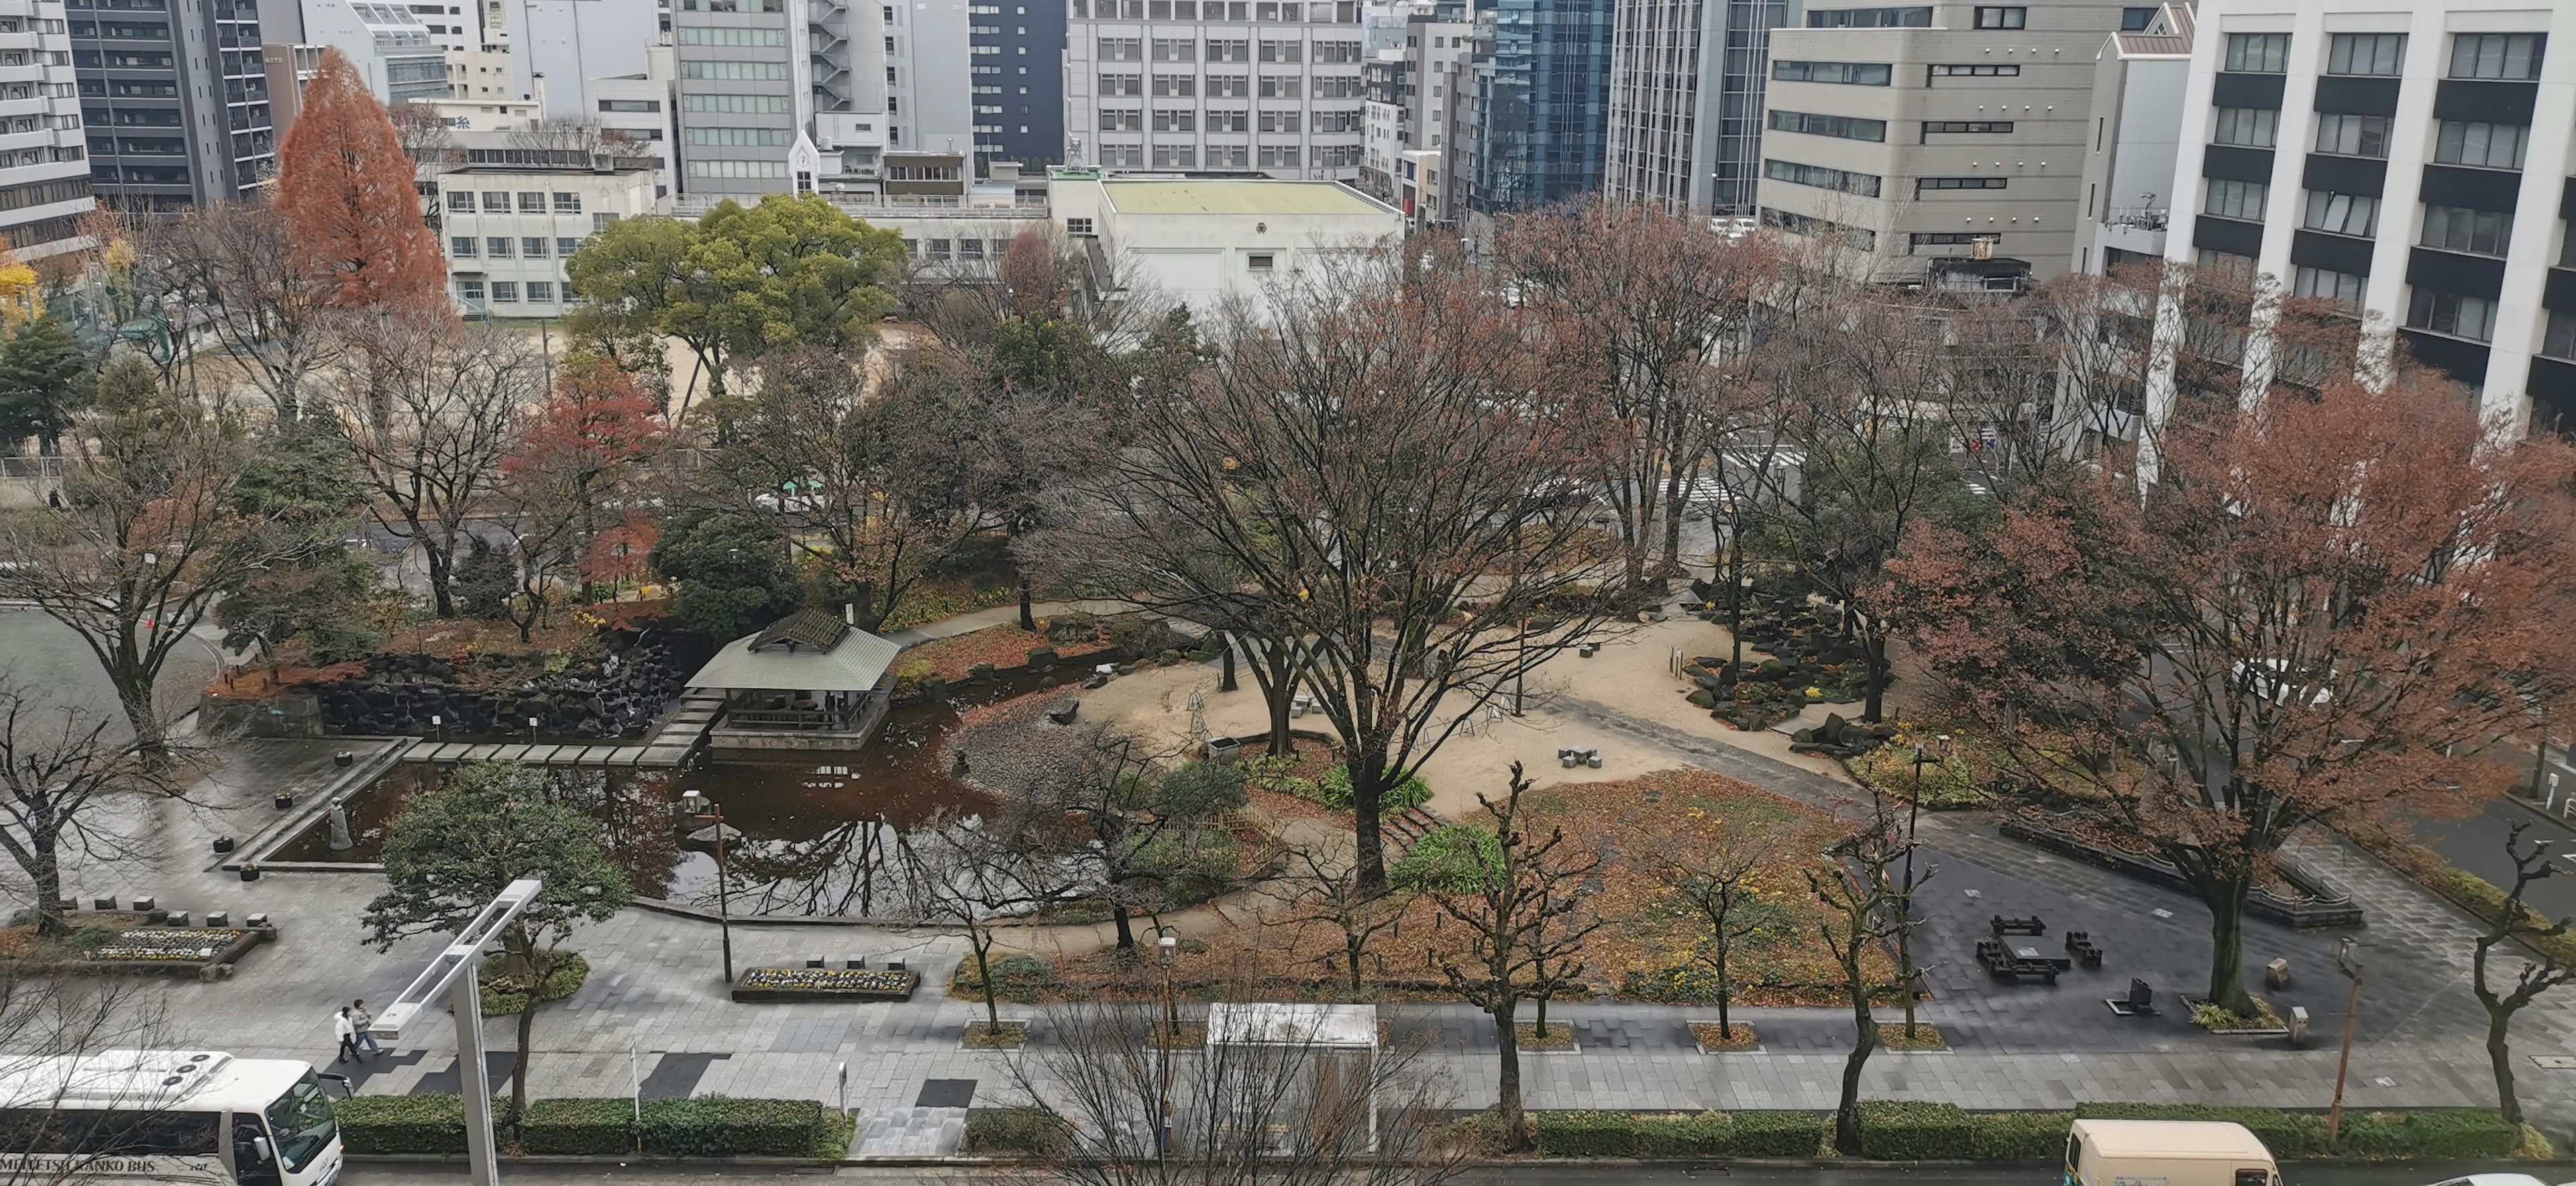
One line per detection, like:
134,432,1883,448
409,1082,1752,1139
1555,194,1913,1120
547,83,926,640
1761,207,1877,250
552,193,581,213
1921,120,2012,135
517,193,544,213
486,237,513,258
449,235,477,257
1765,158,1882,197
1911,231,2000,250
492,280,519,303
1768,109,1886,141
1772,60,1892,85
2302,191,2377,236
2118,6,2155,31
2543,309,2576,360
527,281,554,303
598,97,661,111
1066,217,1094,235
2407,288,2497,340
2421,204,2513,255
1151,144,1195,167
1803,5,1929,27
1927,63,2017,78
2433,121,2528,170
1972,5,2023,28
458,279,484,303
2197,248,2257,282
483,191,510,210
2224,32,2290,73
2203,178,2268,222
2310,113,2388,158
1918,176,2007,191
522,237,549,258
447,191,476,212
2449,33,2544,80
1150,109,1195,131
2212,107,2277,148
2292,266,2366,310
928,239,952,260
1247,252,1274,271
1099,109,1141,131
2325,33,2406,76
558,237,582,256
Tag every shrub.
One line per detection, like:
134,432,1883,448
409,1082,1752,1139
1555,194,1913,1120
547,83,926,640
1389,824,1501,894
1530,1111,1638,1157
1633,1112,1734,1156
1730,1111,1827,1156
2074,1103,2332,1158
638,1096,828,1156
2337,1110,2518,1161
481,952,590,1016
335,1095,467,1154
517,1097,635,1155
1309,765,1431,812
1857,1101,1974,1160
963,1107,1073,1158
1970,1111,2072,1160
958,953,1057,1003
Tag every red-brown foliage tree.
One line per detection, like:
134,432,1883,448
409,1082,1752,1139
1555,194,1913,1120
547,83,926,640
273,48,447,313
1887,372,2576,1016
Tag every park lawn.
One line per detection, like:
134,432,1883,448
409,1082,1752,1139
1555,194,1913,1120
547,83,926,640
897,625,1114,684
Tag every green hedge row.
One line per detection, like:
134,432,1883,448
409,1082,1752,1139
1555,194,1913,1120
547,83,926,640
337,1095,836,1158
962,1107,1074,1157
1521,1106,2515,1161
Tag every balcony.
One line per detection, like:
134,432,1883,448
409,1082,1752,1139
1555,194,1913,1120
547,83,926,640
2098,206,2167,262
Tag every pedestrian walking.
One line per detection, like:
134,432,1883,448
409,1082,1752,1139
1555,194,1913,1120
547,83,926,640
333,1007,362,1063
351,1000,383,1054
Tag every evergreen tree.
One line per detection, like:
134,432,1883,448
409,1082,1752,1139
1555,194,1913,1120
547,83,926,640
272,48,447,313
0,315,91,455
450,534,519,621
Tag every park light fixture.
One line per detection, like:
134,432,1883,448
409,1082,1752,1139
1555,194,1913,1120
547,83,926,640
369,877,543,1186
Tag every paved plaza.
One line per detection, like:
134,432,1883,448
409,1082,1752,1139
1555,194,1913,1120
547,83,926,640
17,682,2576,1156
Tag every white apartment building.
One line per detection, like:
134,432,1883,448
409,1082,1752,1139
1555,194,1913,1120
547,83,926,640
2070,1,2190,274
0,0,91,258
592,56,676,200
438,157,657,317
1047,167,1401,315
1065,0,1371,180
2144,0,2576,437
1757,0,2151,283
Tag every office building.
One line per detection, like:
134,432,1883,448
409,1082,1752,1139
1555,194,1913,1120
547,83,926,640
0,0,92,257
592,52,676,199
1755,0,2144,283
1063,0,1371,181
1603,0,1790,215
669,0,814,199
2143,0,2576,437
2070,1,2189,274
971,0,1065,166
1358,1,1468,219
439,148,656,315
1464,0,1609,212
299,0,448,103
508,0,661,119
70,0,294,209
884,0,972,156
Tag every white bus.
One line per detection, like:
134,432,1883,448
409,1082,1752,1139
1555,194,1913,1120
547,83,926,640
0,1051,344,1186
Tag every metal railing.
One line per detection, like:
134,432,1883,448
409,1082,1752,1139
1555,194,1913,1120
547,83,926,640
0,455,62,478
2106,206,2168,230
724,706,865,731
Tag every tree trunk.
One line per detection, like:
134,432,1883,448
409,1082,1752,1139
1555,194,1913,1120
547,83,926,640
1220,635,1237,693
1835,996,1877,1154
30,831,64,936
2204,879,2256,1016
511,987,536,1123
1660,467,1689,574
426,540,458,618
2489,1008,2524,1126
1344,932,1366,994
1715,947,1731,1037
112,661,168,769
1861,633,1888,723
1494,1002,1527,1151
1534,991,1548,1038
1350,757,1389,894
1018,579,1034,631
1111,902,1135,952
969,934,1002,1034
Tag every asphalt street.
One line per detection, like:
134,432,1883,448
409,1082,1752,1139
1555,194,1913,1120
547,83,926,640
333,1161,2568,1185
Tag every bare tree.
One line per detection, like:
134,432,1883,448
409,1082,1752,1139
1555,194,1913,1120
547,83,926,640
1415,763,1600,1152
0,687,199,936
1806,797,1914,1156
907,805,1088,1039
324,316,537,617
998,992,1465,1186
504,119,641,158
0,975,193,1186
136,201,340,426
1644,812,1776,1042
1263,841,1407,995
2471,821,2576,1128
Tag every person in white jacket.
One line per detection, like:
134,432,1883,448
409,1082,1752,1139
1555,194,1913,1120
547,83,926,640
333,1008,362,1063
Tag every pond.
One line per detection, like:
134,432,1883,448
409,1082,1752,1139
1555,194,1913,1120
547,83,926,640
276,695,1010,918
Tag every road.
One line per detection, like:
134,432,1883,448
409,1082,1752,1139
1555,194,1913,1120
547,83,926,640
335,1161,2561,1185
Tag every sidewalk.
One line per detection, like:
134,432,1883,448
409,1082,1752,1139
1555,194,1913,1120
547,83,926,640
879,599,1142,647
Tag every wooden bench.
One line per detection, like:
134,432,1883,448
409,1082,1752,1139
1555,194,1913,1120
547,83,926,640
1975,937,2063,985
2064,929,2104,969
1990,914,2046,937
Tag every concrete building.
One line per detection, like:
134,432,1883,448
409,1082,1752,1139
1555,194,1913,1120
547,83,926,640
969,0,1065,166
1063,0,1371,181
2143,0,2576,437
1603,0,1792,215
1756,0,2146,284
504,0,661,120
884,0,971,156
408,91,538,128
2070,0,2189,274
1464,0,1610,212
669,0,814,199
1046,167,1401,317
0,0,92,256
299,0,448,103
71,0,290,209
436,148,657,316
1356,1,1466,220
591,52,675,198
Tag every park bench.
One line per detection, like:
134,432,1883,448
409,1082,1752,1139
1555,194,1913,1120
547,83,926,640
1990,914,2046,937
2064,930,2104,969
1975,937,2064,985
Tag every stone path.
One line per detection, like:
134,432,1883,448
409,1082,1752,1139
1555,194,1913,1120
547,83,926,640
879,599,1142,647
402,692,724,769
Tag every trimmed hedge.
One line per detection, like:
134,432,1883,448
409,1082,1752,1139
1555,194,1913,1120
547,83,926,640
1532,1111,1638,1156
1857,1101,1973,1160
962,1107,1073,1158
2340,1110,2520,1161
639,1097,830,1156
336,1095,466,1155
517,1097,635,1155
1729,1110,1828,1156
1633,1112,1733,1156
1971,1111,2073,1160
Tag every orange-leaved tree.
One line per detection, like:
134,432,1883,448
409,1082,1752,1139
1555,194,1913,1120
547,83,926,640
1888,370,2576,1016
273,48,447,314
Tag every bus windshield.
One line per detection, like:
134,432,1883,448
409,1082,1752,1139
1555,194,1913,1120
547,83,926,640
262,1075,335,1174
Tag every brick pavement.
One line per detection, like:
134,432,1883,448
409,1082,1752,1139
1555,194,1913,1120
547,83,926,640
21,729,2576,1153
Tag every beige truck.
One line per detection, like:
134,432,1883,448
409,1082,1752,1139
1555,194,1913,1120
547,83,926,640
2063,1119,2282,1186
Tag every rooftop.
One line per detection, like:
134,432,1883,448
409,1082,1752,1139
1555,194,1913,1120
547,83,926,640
1101,179,1395,217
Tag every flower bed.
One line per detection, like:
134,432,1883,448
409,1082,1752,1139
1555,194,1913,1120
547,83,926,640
79,926,272,981
730,966,920,1003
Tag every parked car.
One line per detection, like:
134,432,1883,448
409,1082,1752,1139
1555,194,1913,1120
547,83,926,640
2416,1175,2563,1186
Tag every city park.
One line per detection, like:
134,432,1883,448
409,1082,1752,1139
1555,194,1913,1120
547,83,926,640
2,40,2576,1178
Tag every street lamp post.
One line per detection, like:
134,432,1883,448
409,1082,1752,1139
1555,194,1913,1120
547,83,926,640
1157,932,1177,1164
367,878,545,1186
1898,734,1949,1040
2328,938,2364,1148
680,790,735,984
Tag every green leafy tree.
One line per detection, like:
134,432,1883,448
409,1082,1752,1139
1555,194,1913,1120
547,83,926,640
216,432,388,676
0,315,92,455
647,506,800,639
360,761,632,1120
449,534,517,622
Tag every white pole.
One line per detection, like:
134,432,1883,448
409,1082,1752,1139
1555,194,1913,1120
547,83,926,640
454,959,500,1186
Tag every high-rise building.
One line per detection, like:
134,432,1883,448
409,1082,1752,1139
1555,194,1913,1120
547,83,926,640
1064,0,1371,180
1464,0,1609,211
2143,0,2576,437
1754,0,2142,283
1603,0,1788,215
72,0,293,209
506,0,662,119
0,1,93,257
1358,1,1468,220
885,0,973,155
299,0,449,103
670,0,813,199
2068,1,2188,275
971,0,1065,166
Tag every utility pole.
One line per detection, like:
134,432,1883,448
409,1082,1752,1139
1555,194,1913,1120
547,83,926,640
2328,938,2364,1148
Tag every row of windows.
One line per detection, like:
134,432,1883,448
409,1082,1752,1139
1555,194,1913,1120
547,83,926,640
1764,157,1880,198
1804,5,1927,28
681,60,786,80
2209,182,2516,260
685,125,792,146
1919,176,2006,192
2214,108,2524,170
1073,0,1356,19
458,279,564,304
1771,59,1888,85
0,177,91,212
599,97,661,113
447,191,583,213
1095,36,1357,60
1096,73,1317,97
676,25,783,45
1090,142,1320,166
1923,119,2012,136
1768,108,1884,142
1761,205,1876,251
676,0,782,10
2222,31,2543,79
683,93,788,113
451,235,584,259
